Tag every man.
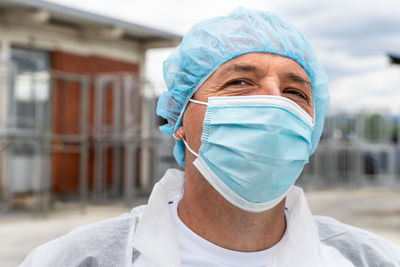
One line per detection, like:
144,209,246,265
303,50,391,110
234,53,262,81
22,7,400,267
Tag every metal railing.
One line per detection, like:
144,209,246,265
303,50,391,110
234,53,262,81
0,67,178,214
299,114,400,188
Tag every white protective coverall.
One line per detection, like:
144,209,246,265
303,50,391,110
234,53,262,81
21,169,400,267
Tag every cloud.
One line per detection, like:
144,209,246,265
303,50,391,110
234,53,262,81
330,66,400,113
145,48,173,92
319,52,389,79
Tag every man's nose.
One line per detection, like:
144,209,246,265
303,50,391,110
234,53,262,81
251,78,281,96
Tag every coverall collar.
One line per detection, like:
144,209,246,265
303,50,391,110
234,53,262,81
131,169,354,267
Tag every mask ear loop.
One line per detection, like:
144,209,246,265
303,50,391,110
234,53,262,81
189,99,208,106
172,98,208,158
173,132,199,158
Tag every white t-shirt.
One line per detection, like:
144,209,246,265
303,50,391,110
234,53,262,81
169,199,278,267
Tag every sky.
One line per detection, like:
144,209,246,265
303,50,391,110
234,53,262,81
48,0,400,114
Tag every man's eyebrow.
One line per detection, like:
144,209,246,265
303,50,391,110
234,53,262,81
285,72,312,89
218,64,261,76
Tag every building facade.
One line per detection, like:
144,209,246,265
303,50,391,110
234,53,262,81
0,0,180,211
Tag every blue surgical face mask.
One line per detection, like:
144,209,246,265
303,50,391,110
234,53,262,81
181,95,314,212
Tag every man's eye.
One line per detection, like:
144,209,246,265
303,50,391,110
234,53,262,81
226,80,249,86
285,89,307,100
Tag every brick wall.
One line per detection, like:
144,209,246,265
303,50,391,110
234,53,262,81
51,51,140,194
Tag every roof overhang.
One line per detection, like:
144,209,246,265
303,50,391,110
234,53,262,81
0,0,182,48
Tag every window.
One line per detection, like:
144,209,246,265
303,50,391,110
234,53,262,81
9,48,50,130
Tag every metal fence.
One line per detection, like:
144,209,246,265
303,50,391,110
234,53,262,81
0,64,177,214
299,114,400,188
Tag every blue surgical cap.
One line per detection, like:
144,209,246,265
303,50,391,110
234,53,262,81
157,7,329,167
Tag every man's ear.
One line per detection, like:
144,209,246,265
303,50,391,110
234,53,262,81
173,126,186,140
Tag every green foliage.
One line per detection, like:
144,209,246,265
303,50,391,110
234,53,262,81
364,114,388,141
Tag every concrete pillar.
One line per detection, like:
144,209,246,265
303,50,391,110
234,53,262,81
140,84,153,189
139,49,152,191
0,38,10,208
0,38,10,129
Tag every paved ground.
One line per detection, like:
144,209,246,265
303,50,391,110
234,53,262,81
305,186,400,245
1,187,400,266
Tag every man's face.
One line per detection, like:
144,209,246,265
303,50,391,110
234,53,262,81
181,52,314,164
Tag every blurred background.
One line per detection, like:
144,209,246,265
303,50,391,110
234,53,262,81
0,0,399,266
